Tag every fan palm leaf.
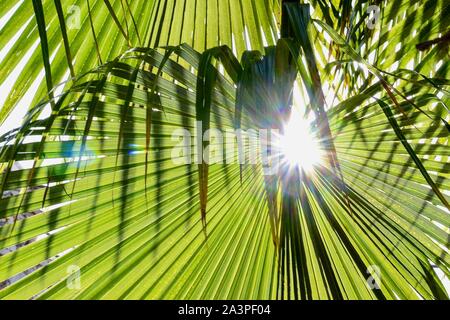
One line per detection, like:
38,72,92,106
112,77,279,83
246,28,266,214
0,0,448,300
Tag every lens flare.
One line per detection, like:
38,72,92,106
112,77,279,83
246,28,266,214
279,107,323,172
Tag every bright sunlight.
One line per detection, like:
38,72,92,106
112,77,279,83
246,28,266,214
279,82,323,172
280,109,322,171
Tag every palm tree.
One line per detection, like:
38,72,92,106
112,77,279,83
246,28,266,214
0,0,448,299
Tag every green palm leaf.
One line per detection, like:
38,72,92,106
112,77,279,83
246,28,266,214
0,0,448,300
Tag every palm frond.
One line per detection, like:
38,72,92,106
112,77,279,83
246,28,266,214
0,0,448,300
